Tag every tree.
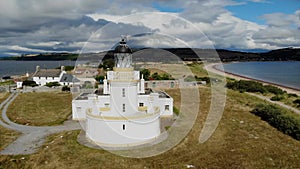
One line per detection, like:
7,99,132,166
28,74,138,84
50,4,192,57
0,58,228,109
98,59,115,70
140,69,150,80
95,75,105,84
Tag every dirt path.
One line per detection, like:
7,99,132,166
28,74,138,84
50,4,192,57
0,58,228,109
0,92,81,155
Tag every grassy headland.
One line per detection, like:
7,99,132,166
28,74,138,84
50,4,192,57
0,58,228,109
0,63,300,168
0,87,299,168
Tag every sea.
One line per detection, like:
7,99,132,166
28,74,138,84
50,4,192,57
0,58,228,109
216,61,300,90
0,60,76,77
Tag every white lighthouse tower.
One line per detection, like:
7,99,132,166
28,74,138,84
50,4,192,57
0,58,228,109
73,38,173,147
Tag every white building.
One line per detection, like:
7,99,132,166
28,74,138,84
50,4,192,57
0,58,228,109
32,66,80,86
72,39,173,147
32,66,66,86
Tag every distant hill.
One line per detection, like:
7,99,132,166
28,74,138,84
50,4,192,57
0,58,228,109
0,53,78,61
1,48,299,62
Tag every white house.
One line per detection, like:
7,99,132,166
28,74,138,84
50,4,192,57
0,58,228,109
32,66,66,86
72,39,173,147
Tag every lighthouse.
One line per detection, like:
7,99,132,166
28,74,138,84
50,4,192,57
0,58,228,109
72,38,173,147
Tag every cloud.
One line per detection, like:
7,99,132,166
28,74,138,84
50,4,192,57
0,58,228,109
261,10,300,28
0,0,299,56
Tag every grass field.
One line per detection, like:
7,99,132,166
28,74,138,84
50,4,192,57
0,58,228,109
0,87,299,168
6,92,72,126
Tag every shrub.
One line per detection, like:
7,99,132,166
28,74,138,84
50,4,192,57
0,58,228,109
226,80,267,93
288,93,298,97
150,72,174,80
62,86,70,92
293,99,300,107
45,82,60,87
251,104,300,140
22,80,38,87
270,95,284,101
173,107,180,116
264,85,285,95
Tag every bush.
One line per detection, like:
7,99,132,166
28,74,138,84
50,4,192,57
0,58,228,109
62,86,70,92
45,82,60,87
226,80,267,93
293,99,300,107
251,104,300,140
22,80,38,87
173,107,180,116
288,93,298,97
264,85,285,95
270,95,284,101
149,72,174,80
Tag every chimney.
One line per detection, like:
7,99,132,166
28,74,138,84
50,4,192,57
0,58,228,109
61,66,65,71
36,65,40,72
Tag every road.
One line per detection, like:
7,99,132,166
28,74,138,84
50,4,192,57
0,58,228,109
0,92,81,155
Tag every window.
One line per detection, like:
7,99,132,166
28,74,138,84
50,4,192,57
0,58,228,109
122,88,125,97
139,103,144,107
104,103,109,107
123,124,125,130
122,104,125,112
76,107,82,113
152,82,156,87
165,105,170,111
171,82,175,88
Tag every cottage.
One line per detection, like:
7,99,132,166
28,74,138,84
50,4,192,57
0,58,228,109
32,66,65,86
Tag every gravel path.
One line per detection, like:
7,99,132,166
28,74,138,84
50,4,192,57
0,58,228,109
0,92,81,155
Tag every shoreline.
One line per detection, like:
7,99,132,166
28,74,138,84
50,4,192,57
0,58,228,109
205,62,300,95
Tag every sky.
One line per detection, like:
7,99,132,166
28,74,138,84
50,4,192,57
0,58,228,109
0,0,299,57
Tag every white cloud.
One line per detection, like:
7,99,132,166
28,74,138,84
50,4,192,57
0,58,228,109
0,0,299,56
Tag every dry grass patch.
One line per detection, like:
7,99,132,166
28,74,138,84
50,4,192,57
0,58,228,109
1,88,299,168
0,126,20,151
6,92,72,126
0,92,9,105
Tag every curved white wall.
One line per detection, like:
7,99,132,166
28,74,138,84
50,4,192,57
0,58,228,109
86,114,160,146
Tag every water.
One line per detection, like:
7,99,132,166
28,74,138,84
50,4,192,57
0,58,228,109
217,61,300,90
0,60,76,77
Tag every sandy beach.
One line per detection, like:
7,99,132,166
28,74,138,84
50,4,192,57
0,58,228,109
205,62,300,95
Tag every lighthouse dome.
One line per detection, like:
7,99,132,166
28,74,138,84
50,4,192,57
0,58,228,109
114,38,132,53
